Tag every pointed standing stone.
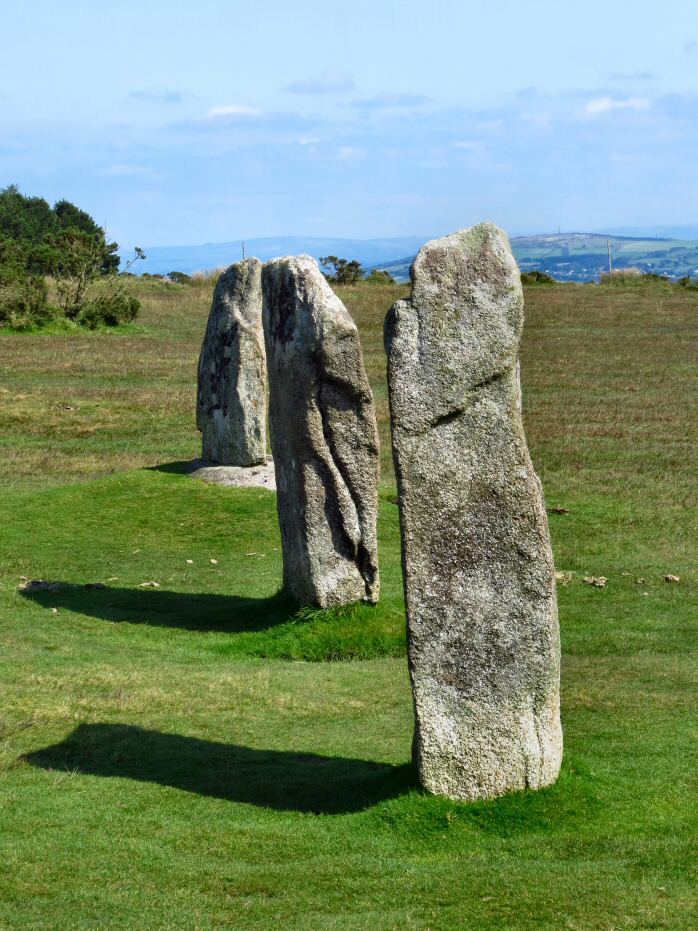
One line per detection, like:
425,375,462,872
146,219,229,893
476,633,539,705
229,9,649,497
385,224,562,801
196,259,267,466
262,255,380,607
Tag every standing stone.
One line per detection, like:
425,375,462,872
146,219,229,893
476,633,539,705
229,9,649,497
385,224,562,801
262,255,379,607
196,258,266,466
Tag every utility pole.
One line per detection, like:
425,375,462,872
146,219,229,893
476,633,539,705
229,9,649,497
607,239,613,274
242,241,246,259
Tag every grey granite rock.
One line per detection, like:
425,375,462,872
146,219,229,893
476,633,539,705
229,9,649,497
196,259,266,465
385,224,562,801
262,255,379,607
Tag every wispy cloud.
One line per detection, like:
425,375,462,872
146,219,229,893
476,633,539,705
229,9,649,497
129,89,186,105
583,96,651,116
285,69,354,94
351,93,430,109
206,104,261,119
335,146,366,161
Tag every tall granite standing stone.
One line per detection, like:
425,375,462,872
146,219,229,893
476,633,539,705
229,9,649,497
196,258,266,466
385,224,562,801
262,255,380,607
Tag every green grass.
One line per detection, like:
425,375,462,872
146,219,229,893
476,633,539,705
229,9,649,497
0,279,696,929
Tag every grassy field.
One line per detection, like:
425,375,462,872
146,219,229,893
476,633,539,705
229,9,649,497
0,277,696,929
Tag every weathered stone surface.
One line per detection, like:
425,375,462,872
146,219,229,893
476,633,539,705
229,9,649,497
183,457,276,491
262,255,379,607
385,224,562,801
196,259,266,465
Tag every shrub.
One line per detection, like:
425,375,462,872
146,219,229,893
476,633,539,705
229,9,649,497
677,276,698,289
77,290,139,329
167,271,192,285
365,269,396,284
0,273,52,329
0,238,52,329
520,270,556,285
600,268,672,287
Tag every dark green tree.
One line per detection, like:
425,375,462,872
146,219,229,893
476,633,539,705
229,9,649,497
319,255,363,284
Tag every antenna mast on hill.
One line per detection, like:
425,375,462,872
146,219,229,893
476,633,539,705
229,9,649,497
242,241,246,259
607,239,613,274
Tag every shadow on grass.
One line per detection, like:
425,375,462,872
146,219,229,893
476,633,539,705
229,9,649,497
20,584,295,633
25,723,414,814
148,460,194,475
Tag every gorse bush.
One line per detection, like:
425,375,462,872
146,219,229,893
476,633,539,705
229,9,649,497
0,238,51,329
76,290,140,329
167,271,193,285
365,269,396,285
521,270,556,285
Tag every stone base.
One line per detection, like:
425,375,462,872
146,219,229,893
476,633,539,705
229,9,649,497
183,458,276,491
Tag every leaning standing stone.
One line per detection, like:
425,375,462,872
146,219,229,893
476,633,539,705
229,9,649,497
262,255,379,607
196,258,266,466
385,224,562,801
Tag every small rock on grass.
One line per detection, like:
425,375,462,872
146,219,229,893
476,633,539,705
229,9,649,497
664,574,680,583
583,576,608,588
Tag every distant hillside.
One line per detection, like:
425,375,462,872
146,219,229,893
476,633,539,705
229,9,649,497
130,236,431,277
372,233,698,282
128,231,698,283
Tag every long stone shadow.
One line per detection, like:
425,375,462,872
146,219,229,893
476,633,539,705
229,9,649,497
147,460,198,475
20,584,295,633
24,723,414,814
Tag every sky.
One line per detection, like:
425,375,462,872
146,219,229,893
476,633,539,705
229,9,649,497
2,0,698,249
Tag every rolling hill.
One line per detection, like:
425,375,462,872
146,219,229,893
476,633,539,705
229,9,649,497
130,232,698,283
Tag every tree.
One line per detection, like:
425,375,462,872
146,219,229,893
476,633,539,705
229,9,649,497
51,230,103,316
0,185,120,276
319,255,363,284
0,185,140,329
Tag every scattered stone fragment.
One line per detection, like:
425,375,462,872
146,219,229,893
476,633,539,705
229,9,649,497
664,574,680,583
385,224,562,802
210,559,218,565
550,507,570,515
262,255,380,607
583,576,608,588
555,571,573,586
137,581,160,588
636,577,646,585
196,258,267,466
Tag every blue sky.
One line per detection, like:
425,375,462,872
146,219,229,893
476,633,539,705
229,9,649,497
2,0,698,248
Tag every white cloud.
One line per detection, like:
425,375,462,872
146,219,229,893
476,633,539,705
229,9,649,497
285,70,354,94
583,96,651,116
206,104,261,119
